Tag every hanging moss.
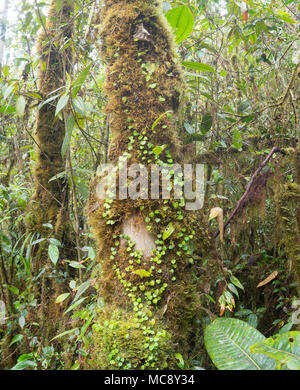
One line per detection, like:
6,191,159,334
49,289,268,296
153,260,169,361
86,0,223,369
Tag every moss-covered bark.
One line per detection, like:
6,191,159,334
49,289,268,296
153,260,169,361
87,0,221,369
27,0,74,268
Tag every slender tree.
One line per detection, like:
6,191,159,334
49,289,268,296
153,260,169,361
28,0,74,268
26,0,75,341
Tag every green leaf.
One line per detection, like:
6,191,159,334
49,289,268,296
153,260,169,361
133,269,152,278
230,275,244,291
64,297,88,315
11,360,37,370
48,244,59,265
48,237,61,247
38,94,60,110
163,223,175,240
250,331,300,370
88,246,96,260
10,334,24,346
15,96,26,117
151,110,172,132
204,318,275,370
182,61,215,73
55,293,70,303
3,83,15,100
50,328,79,341
72,96,86,116
275,11,296,23
165,5,194,44
232,129,243,150
55,93,69,116
61,114,75,158
227,283,239,298
72,64,92,99
152,144,166,157
200,113,213,133
73,280,91,302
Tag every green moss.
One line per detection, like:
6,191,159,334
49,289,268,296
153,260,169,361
86,308,175,369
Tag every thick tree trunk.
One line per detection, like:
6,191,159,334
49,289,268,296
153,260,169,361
87,0,221,369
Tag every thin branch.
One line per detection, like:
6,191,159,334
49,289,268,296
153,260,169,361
212,147,283,239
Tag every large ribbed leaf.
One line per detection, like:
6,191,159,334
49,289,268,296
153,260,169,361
204,318,276,370
165,6,194,44
250,331,300,370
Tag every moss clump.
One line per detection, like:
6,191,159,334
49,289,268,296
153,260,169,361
86,307,175,369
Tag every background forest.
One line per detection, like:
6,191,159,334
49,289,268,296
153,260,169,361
0,0,299,370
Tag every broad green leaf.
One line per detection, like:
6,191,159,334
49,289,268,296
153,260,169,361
38,94,60,110
2,65,9,76
182,61,215,73
228,283,239,298
230,275,244,291
152,144,166,157
200,113,213,133
73,280,91,302
11,360,37,370
3,83,15,100
55,93,69,116
204,318,275,370
64,297,88,314
71,361,80,370
19,316,25,329
184,122,194,134
88,246,96,260
72,96,86,116
165,5,194,44
15,96,26,117
55,293,70,303
48,237,61,247
276,11,296,23
48,244,59,265
250,331,300,370
61,114,75,158
163,223,175,240
67,261,86,269
10,334,24,346
72,64,92,99
232,129,243,150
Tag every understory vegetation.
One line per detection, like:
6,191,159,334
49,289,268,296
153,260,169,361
0,0,299,370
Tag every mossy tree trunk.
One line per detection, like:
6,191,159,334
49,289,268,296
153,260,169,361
28,0,74,265
87,0,222,369
26,0,75,340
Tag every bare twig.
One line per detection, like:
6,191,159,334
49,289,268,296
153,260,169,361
212,147,283,239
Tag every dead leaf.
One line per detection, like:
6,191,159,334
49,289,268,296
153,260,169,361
209,207,224,243
133,24,151,41
219,303,225,316
257,270,278,288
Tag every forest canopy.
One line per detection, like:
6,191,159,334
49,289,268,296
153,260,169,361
0,0,300,371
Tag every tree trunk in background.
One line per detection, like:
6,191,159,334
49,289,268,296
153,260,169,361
26,0,75,342
87,0,221,369
0,0,9,72
28,0,74,266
